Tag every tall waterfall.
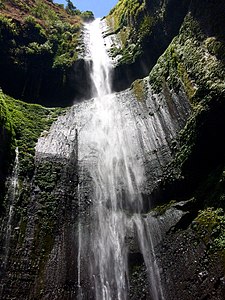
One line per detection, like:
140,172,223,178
78,19,164,300
35,17,190,300
3,147,19,269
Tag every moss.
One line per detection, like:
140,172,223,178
106,0,155,65
149,14,225,182
31,188,60,288
0,91,15,137
108,0,146,29
1,90,64,177
193,208,225,254
32,218,55,293
0,94,15,207
205,37,225,61
177,62,196,99
152,200,177,216
139,14,154,39
149,15,224,101
0,0,5,9
34,161,62,191
131,79,146,102
148,12,225,227
149,40,197,99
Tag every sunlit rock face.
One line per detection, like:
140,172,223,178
0,14,193,300
0,14,192,298
33,18,191,300
0,0,225,298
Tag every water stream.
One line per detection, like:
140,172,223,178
36,17,191,300
78,19,164,300
3,147,19,269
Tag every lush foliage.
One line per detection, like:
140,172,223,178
0,90,15,193
0,90,64,176
0,0,94,71
149,15,225,181
107,0,159,64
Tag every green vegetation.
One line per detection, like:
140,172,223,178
106,0,150,64
153,200,177,216
0,0,5,9
205,37,225,61
0,13,80,71
65,0,94,20
80,10,94,22
34,161,62,191
109,0,146,29
149,15,225,180
30,0,58,21
193,208,225,253
146,12,225,268
32,189,58,291
139,15,154,39
0,90,64,177
65,0,78,15
0,91,15,204
0,0,93,73
50,20,81,69
131,79,146,102
0,90,14,139
0,89,64,277
150,16,224,100
106,0,160,64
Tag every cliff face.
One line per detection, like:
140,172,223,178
144,0,225,298
0,0,93,106
0,0,225,299
0,92,15,209
106,0,191,91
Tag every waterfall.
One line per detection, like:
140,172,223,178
78,19,164,300
35,17,191,300
3,147,19,269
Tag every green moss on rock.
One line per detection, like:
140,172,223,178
193,208,225,254
149,14,225,187
131,79,146,102
152,200,177,216
0,90,64,178
0,0,91,104
205,37,225,61
106,0,154,64
34,161,62,191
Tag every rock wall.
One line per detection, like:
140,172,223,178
0,0,224,299
139,0,225,298
0,78,191,298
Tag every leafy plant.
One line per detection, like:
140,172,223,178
30,0,58,22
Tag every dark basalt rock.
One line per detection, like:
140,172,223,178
157,228,225,300
0,58,93,107
0,0,225,299
111,0,191,93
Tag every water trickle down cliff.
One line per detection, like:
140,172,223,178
0,19,191,300
35,19,191,299
1,147,19,269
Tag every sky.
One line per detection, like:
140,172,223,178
54,0,118,18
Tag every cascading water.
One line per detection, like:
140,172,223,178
78,19,164,300
35,17,191,300
3,147,19,269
